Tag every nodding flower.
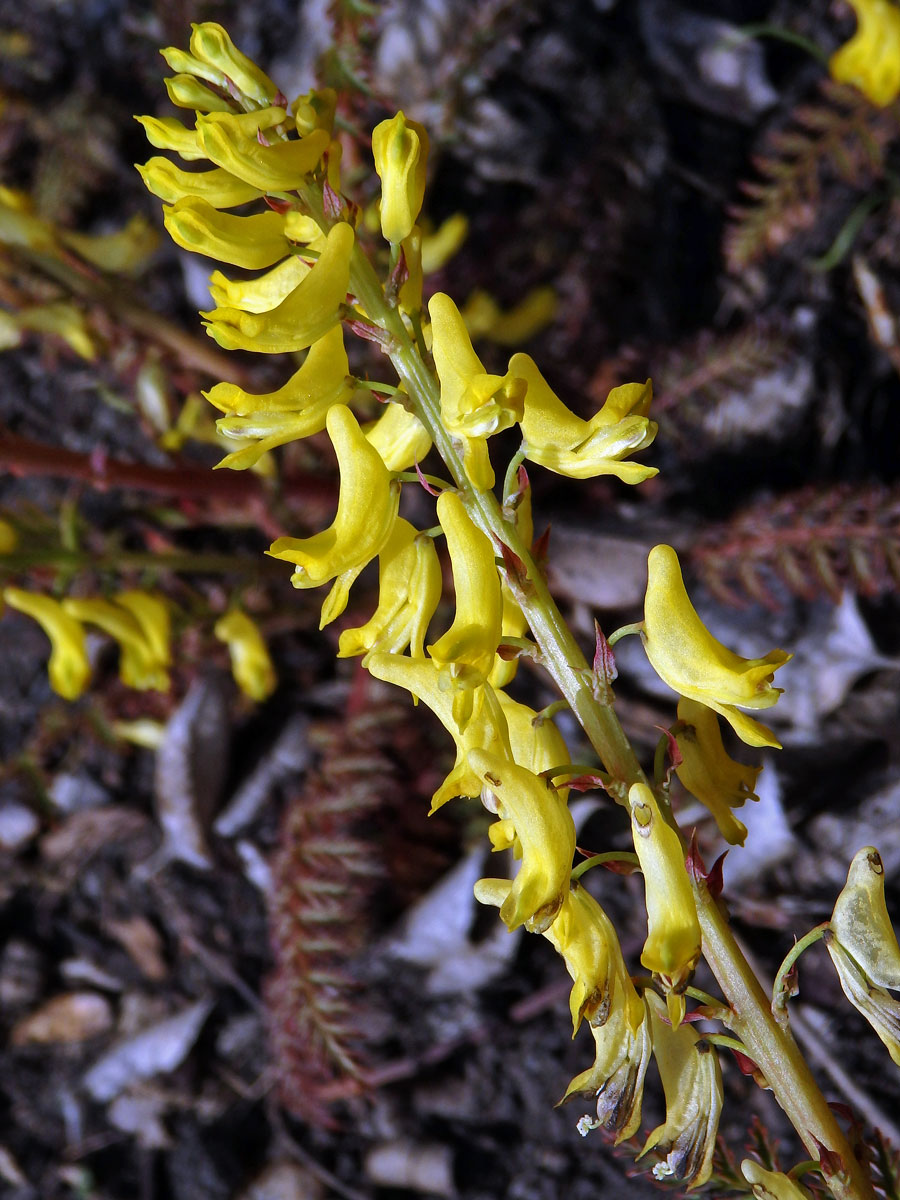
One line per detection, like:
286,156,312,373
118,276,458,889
829,0,900,107
642,545,791,749
468,749,575,933
427,490,503,728
4,589,91,700
62,596,170,692
205,326,355,470
639,991,723,1190
428,292,527,490
511,352,657,483
337,519,442,662
372,112,430,245
214,608,277,701
200,221,354,354
629,783,701,1015
267,404,400,622
674,698,762,847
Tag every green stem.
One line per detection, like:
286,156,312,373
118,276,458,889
571,851,639,882
772,923,829,1025
346,226,874,1200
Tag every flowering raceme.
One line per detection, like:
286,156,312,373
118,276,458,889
642,545,791,748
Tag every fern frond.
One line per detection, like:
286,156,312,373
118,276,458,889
264,701,405,1127
688,484,900,608
724,82,900,272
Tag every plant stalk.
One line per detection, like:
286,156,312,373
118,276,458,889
348,242,874,1200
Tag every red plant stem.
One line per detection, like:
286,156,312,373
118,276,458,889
0,428,336,511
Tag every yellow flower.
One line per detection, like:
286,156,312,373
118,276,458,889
427,490,503,728
629,782,701,1007
420,213,468,273
363,401,432,472
197,113,329,192
164,73,234,113
0,518,18,553
3,588,91,700
674,697,762,846
428,292,527,490
207,255,311,312
205,326,355,469
62,596,170,691
469,748,575,932
163,197,290,269
365,654,511,810
559,967,651,1143
136,158,263,209
62,215,159,276
214,609,277,701
461,286,557,346
114,592,171,675
267,404,400,618
496,691,569,797
642,545,792,749
829,0,900,107
134,115,204,161
372,112,429,244
187,22,278,105
639,991,723,1189
201,221,354,353
824,932,900,1066
741,1161,812,1200
337,518,442,660
511,352,657,483
830,846,900,988
489,479,533,689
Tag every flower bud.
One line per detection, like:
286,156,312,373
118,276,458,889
629,782,701,1001
372,112,429,244
188,22,277,105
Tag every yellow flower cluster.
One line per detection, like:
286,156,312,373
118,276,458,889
134,26,759,1186
3,587,276,703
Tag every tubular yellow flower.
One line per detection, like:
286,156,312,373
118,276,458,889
629,782,701,1005
201,221,354,353
559,972,651,1143
62,597,169,691
829,0,900,107
114,592,171,674
134,115,204,160
830,846,900,988
427,490,504,728
207,255,310,312
188,22,278,105
4,589,91,700
420,212,469,274
292,87,338,137
197,113,329,192
372,112,429,244
496,691,570,796
61,215,160,276
462,286,557,346
206,327,355,469
163,198,290,269
161,44,228,89
337,518,442,660
428,292,527,490
365,654,511,810
468,748,575,933
267,404,400,606
164,74,234,112
363,401,432,472
642,545,792,749
489,481,533,689
741,1161,812,1200
639,991,723,1189
825,928,900,1066
545,883,627,1034
511,352,657,483
136,158,263,209
214,609,277,701
674,697,762,846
